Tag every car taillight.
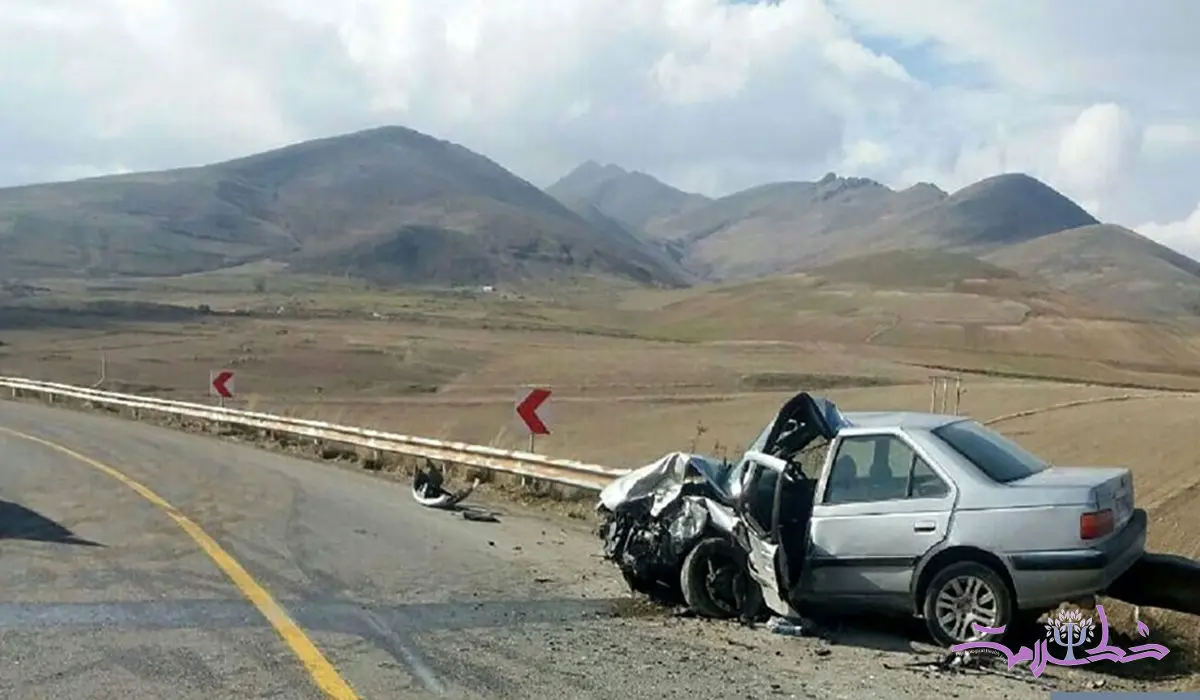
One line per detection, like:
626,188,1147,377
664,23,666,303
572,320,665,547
1080,509,1114,540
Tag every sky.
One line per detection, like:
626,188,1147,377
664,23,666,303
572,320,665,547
3,0,1200,257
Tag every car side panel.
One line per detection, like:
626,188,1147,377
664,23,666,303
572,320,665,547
805,496,953,608
1007,508,1148,609
906,429,1148,612
796,430,957,611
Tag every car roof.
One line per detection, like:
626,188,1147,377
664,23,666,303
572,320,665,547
838,410,965,432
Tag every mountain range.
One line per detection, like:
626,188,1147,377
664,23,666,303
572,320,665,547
1,125,1198,317
548,163,1200,318
0,127,691,289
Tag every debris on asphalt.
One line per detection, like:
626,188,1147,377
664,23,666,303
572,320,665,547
461,509,500,523
412,462,479,510
765,616,811,637
920,650,1011,674
936,651,995,670
884,649,1048,688
671,605,696,618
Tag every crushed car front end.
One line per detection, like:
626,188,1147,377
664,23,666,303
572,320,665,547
596,451,761,618
595,391,844,621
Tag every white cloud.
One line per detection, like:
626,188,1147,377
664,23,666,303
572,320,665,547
842,139,891,175
1,0,1199,258
1055,104,1141,209
1139,203,1200,260
1144,123,1200,154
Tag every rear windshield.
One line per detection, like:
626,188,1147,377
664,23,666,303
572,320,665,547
932,420,1050,484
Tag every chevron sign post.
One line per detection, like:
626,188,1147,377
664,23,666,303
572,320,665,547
210,369,235,407
516,387,551,452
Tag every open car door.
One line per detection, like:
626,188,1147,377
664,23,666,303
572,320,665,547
750,392,845,462
733,452,795,617
733,392,842,617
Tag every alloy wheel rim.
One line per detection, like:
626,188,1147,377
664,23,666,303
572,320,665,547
705,557,741,614
933,574,1000,642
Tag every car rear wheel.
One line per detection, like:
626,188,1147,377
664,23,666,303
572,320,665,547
680,536,761,620
922,561,1013,647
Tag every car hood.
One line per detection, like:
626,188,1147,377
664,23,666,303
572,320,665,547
598,391,845,517
598,451,734,516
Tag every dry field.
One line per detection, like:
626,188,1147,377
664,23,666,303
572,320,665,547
4,272,1200,674
4,272,1200,465
0,315,1182,462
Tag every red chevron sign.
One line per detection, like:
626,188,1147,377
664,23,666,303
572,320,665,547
516,387,551,435
210,370,235,399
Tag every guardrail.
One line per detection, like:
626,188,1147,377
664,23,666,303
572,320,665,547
0,376,627,491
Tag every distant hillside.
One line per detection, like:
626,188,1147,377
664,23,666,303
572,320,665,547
574,166,1200,317
861,173,1100,249
984,224,1200,318
644,172,1100,279
643,173,950,278
8,126,1200,317
0,127,690,288
803,248,1114,319
634,265,1200,392
546,161,711,234
809,249,1020,289
550,194,638,242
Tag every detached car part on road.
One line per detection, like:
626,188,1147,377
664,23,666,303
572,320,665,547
413,464,479,509
597,391,1197,647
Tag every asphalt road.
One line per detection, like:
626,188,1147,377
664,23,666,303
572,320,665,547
0,400,1157,698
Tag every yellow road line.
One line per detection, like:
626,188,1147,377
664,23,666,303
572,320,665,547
0,426,361,700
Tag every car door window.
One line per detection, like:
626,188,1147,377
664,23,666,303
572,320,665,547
908,457,950,499
824,435,946,504
739,461,780,536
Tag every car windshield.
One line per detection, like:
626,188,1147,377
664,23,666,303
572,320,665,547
932,419,1050,483
747,421,773,454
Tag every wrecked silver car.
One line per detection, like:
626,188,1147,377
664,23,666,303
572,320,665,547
598,391,1199,647
597,392,838,622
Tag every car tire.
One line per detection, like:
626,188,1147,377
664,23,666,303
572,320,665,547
922,560,1014,648
680,536,758,620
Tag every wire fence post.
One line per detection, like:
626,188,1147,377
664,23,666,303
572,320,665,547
929,374,963,415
